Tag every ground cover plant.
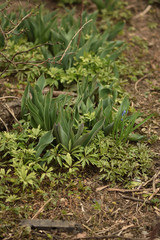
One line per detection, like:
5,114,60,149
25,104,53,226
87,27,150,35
0,0,159,239
0,4,125,85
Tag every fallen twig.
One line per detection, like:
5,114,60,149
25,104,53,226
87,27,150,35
0,117,8,131
138,171,160,190
134,5,152,19
32,198,52,219
149,188,160,201
4,103,22,130
0,96,20,100
152,171,160,193
120,193,154,205
74,234,145,240
96,186,152,193
135,74,149,92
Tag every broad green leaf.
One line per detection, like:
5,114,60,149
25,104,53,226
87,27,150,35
54,123,69,149
103,122,114,136
73,119,104,148
27,99,44,128
21,83,30,118
35,130,54,157
128,133,146,142
44,90,53,130
36,74,46,91
74,123,84,141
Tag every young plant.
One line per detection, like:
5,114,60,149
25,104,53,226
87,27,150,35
111,97,153,143
22,75,104,153
91,0,119,12
21,74,70,130
19,7,124,69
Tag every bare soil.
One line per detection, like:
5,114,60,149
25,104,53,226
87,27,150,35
0,0,160,239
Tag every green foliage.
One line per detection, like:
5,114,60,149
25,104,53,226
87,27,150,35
92,132,153,182
111,97,153,143
91,0,119,12
75,77,152,143
20,6,57,44
45,53,124,87
0,6,124,84
0,41,123,86
19,7,124,69
0,1,155,198
0,39,47,82
92,0,132,23
21,74,70,130
21,75,152,159
0,125,153,190
22,76,104,152
0,10,19,48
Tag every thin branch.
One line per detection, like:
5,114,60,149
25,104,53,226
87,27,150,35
119,193,155,205
6,11,33,35
0,43,62,77
4,103,22,130
74,235,145,240
0,117,9,131
10,43,58,62
32,198,52,219
0,1,11,12
0,96,20,100
96,186,152,193
134,5,152,19
59,19,93,63
135,74,149,92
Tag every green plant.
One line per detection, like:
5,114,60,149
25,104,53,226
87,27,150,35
75,77,152,143
20,6,57,44
0,39,47,82
111,97,153,143
0,114,154,189
19,7,124,69
0,9,19,48
23,75,153,150
14,164,38,190
92,132,153,182
91,0,119,12
45,53,124,87
22,75,104,152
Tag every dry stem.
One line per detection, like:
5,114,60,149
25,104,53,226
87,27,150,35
58,19,92,64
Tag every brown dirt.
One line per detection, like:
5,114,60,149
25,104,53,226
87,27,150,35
122,0,160,156
0,0,160,240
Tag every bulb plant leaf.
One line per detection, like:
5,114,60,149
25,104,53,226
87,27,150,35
22,75,153,156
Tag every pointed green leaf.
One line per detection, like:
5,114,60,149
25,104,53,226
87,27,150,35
35,130,54,157
73,119,104,148
36,74,46,91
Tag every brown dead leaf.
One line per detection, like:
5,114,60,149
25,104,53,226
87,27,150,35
75,232,87,239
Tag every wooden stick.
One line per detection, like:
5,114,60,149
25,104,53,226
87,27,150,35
96,186,152,193
135,74,149,92
134,5,152,19
0,96,20,100
32,198,52,219
0,117,8,131
4,103,23,130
